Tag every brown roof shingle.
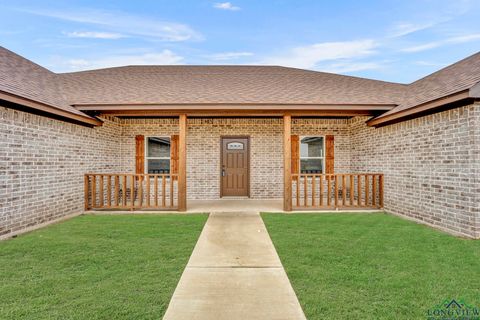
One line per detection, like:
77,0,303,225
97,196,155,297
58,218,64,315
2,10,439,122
0,46,90,118
1,45,479,126
58,65,406,106
376,51,480,120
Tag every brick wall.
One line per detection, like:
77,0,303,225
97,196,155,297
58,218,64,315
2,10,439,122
349,103,480,239
0,106,123,237
120,117,351,200
2,104,479,239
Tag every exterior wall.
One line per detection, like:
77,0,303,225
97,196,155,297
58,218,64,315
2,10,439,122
349,103,480,239
120,117,351,200
0,106,123,237
2,103,478,239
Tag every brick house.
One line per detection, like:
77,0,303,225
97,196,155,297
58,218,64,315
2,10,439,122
1,46,479,239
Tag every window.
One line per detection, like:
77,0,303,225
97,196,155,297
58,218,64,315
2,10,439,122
145,137,170,173
300,136,324,173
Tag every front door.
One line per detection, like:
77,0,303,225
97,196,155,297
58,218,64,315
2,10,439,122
221,137,249,197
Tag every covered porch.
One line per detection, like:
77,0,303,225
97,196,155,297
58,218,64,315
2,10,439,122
82,108,385,212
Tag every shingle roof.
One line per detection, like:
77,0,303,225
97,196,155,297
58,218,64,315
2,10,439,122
0,47,89,117
376,52,480,119
1,45,479,126
58,65,406,106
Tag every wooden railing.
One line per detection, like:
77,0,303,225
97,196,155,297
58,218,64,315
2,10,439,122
292,173,384,209
84,174,178,210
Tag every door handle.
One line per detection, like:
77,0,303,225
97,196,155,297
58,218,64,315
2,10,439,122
222,169,226,177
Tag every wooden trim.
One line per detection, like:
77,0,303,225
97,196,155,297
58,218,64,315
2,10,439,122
325,135,334,174
367,90,471,127
75,103,395,111
219,135,251,198
97,109,382,117
170,135,179,175
135,135,145,174
291,135,299,178
283,115,292,211
0,91,102,126
178,114,187,211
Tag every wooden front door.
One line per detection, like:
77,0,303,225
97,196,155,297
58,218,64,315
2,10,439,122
221,137,249,197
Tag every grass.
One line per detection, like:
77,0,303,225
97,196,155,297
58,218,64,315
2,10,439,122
0,214,207,320
262,212,480,320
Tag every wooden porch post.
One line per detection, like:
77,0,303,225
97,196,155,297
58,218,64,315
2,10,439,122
178,114,187,211
283,114,292,211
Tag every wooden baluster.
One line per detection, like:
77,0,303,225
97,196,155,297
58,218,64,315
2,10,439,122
357,174,361,207
312,175,316,207
327,175,331,206
170,175,174,207
372,175,377,207
99,175,104,207
84,175,89,211
138,175,143,207
304,175,308,207
106,175,111,207
319,175,323,206
114,176,119,207
122,175,127,207
162,175,166,207
146,175,150,207
379,175,384,208
130,175,135,209
334,175,339,207
92,175,97,208
342,174,346,206
365,175,370,207
295,175,300,207
350,174,354,206
154,175,158,207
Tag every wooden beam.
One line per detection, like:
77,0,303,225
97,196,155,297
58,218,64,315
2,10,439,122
98,109,378,117
178,114,187,211
75,103,395,111
283,114,292,211
367,90,471,127
0,91,103,126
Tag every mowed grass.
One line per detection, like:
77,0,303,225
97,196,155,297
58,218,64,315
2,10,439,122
262,213,480,320
0,214,207,320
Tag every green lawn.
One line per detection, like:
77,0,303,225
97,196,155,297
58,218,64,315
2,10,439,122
262,213,480,320
0,214,207,320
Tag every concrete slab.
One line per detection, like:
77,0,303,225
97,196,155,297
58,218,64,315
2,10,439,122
163,212,306,320
187,199,283,213
188,212,282,267
163,268,305,320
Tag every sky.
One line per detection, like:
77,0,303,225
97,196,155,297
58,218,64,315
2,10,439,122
1,0,480,83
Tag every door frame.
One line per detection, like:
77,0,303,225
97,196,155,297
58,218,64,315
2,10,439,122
220,135,251,198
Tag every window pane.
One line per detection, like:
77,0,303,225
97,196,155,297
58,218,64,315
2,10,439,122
147,159,170,174
147,137,170,158
300,137,324,158
300,159,323,174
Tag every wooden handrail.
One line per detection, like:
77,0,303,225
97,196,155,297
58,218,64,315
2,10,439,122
84,173,179,211
291,173,384,209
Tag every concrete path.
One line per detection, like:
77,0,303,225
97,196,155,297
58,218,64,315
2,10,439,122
163,212,307,320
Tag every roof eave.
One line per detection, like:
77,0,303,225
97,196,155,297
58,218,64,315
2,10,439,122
0,90,103,126
366,90,472,127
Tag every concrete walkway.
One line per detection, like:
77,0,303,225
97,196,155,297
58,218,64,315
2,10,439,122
163,212,307,320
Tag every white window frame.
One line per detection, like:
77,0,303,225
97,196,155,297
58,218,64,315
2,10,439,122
145,136,171,174
299,136,325,174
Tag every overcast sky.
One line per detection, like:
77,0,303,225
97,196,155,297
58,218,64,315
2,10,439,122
1,0,480,83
